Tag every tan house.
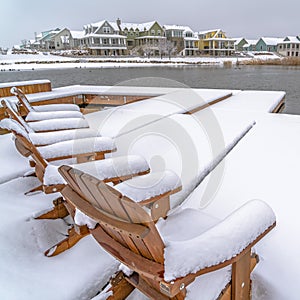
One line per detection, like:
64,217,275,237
118,20,165,56
197,29,235,56
163,25,198,56
82,20,127,56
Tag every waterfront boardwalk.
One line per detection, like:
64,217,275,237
0,83,298,299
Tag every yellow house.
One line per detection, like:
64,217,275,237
196,29,236,56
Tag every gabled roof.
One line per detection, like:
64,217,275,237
245,39,258,45
84,20,119,32
198,29,221,36
282,36,300,43
120,21,157,32
163,24,194,33
70,31,85,39
233,37,246,45
260,37,283,45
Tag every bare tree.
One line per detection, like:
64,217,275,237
165,40,176,60
157,39,166,59
143,41,153,59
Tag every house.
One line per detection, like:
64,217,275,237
255,37,283,52
117,20,165,56
82,20,127,56
163,25,198,56
242,39,258,52
277,36,300,57
196,29,235,56
234,37,248,51
35,28,61,50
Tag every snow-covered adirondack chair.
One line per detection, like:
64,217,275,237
10,87,82,121
1,98,89,133
59,164,276,300
0,118,116,191
0,118,152,256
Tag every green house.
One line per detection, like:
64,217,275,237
255,37,283,52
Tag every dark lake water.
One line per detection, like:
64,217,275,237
0,65,299,114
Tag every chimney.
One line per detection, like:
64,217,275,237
116,18,121,30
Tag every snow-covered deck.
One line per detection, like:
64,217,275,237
0,85,295,300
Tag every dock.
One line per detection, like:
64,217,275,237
0,80,297,300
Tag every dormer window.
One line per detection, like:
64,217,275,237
103,27,111,33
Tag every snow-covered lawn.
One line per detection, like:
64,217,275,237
0,51,281,71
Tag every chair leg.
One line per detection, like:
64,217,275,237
44,224,89,257
103,271,135,300
231,249,251,300
35,197,69,219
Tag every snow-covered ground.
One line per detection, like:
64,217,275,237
0,51,281,71
0,85,297,299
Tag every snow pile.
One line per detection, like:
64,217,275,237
44,154,149,186
0,118,29,138
29,128,100,145
162,199,275,281
25,110,83,121
0,134,31,183
72,154,149,180
37,136,116,159
114,170,181,202
32,103,80,112
28,117,89,131
74,208,97,229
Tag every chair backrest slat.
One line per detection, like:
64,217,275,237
11,87,33,114
59,165,165,264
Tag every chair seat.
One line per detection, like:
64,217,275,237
44,155,149,186
28,128,100,145
33,103,80,112
114,170,181,202
25,110,83,122
157,200,275,282
37,136,115,160
28,118,89,132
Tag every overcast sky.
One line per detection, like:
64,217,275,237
1,0,299,47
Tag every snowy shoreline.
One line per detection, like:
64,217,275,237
0,52,283,71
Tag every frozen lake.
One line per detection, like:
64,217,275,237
0,65,299,114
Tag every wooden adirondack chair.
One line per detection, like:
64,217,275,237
1,99,89,133
10,86,80,115
59,164,276,300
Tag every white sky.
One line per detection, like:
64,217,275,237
0,0,299,47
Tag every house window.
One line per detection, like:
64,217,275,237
136,32,139,36
287,51,290,56
112,39,117,45
297,44,299,49
103,38,108,45
157,30,161,36
296,52,299,56
103,27,111,33
151,29,155,35
93,38,100,44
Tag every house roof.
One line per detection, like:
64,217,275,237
120,21,157,32
163,25,194,33
84,20,119,32
260,37,283,45
70,31,85,39
198,29,221,36
233,37,246,45
281,36,300,43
